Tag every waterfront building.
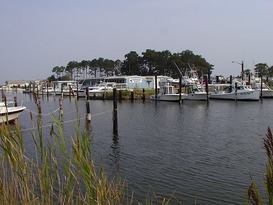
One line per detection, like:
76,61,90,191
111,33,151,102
81,75,173,90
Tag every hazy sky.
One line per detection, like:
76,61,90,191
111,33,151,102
1,0,272,84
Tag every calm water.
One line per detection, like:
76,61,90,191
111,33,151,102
5,92,273,204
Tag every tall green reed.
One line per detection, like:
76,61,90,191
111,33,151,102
247,127,273,205
0,96,176,204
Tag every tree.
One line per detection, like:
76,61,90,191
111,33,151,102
254,63,269,77
66,61,79,80
122,51,140,75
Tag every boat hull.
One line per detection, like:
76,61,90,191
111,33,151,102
150,94,187,102
260,90,273,98
0,106,26,124
186,92,208,101
209,90,260,101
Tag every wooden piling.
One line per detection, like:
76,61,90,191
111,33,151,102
85,87,90,100
229,75,233,93
76,82,79,99
85,87,91,127
3,95,7,107
130,91,134,102
260,75,263,100
46,83,49,96
142,88,145,101
155,74,158,100
1,89,4,101
113,88,118,134
179,76,182,104
235,82,238,101
59,97,63,121
204,75,209,103
14,96,17,107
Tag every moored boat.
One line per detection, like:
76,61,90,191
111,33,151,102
185,84,208,101
209,82,260,101
0,105,26,124
252,82,273,98
150,83,187,102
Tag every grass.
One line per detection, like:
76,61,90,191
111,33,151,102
247,127,273,205
0,95,175,205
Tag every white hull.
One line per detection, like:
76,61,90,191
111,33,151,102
260,90,273,98
0,106,26,123
186,92,208,101
150,93,187,102
209,90,260,101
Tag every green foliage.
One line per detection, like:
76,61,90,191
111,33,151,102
247,127,273,205
50,49,214,81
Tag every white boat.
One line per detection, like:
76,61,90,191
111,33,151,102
185,84,208,101
0,105,26,124
77,82,116,98
41,87,55,94
252,82,273,98
209,82,260,101
150,83,187,102
52,81,82,96
89,82,115,93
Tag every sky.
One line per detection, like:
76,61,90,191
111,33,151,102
1,0,273,85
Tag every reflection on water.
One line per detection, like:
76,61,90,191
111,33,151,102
3,92,271,204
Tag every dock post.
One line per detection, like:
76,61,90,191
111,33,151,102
235,82,238,101
229,75,233,93
155,74,158,100
59,97,63,121
85,87,91,129
142,88,145,102
77,82,79,100
1,89,4,101
3,95,7,106
179,76,182,104
46,83,49,96
130,91,134,102
204,75,209,103
14,96,17,107
260,75,263,100
85,86,89,100
113,88,118,134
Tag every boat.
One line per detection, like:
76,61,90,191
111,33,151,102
185,84,208,101
0,105,26,124
252,82,273,98
209,82,260,101
150,83,187,102
41,87,55,95
78,82,116,97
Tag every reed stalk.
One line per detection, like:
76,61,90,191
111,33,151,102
0,97,175,205
247,127,273,205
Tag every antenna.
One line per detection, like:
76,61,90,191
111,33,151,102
173,61,183,76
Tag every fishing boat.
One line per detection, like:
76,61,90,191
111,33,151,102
209,82,260,101
0,105,26,124
150,83,187,102
185,84,208,101
252,82,273,98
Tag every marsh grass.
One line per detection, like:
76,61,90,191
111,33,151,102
0,96,175,205
247,127,273,205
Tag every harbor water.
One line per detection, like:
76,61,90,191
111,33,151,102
5,92,272,204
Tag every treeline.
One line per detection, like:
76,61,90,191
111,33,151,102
48,49,214,81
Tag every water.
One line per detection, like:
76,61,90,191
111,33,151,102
5,92,272,204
